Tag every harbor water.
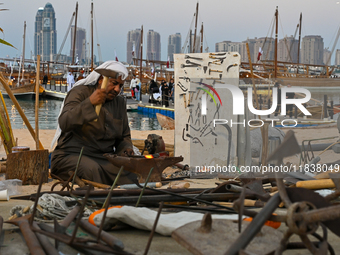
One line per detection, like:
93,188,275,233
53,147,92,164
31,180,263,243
2,88,339,130
2,98,161,130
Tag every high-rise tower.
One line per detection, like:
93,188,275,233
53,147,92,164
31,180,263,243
127,29,141,64
168,33,181,62
34,2,57,61
147,30,161,61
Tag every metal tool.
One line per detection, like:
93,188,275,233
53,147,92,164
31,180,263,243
227,63,238,72
178,76,190,82
209,69,223,75
208,60,223,66
182,128,188,141
93,65,122,117
179,93,187,108
203,66,208,73
209,52,227,56
177,81,188,92
209,56,226,63
104,154,184,183
185,55,203,60
186,60,201,66
181,64,200,68
187,92,194,107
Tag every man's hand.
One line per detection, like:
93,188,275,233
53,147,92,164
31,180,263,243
124,148,134,156
118,148,134,157
89,88,107,105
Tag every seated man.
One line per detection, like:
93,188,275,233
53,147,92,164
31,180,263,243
51,61,136,185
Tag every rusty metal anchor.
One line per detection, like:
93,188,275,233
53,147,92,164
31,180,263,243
104,154,184,183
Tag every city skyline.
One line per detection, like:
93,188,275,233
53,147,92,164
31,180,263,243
2,0,340,64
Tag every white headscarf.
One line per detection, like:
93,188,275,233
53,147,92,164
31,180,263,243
50,61,128,150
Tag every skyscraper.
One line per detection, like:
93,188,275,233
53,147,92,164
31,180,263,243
147,30,161,61
335,49,340,66
278,36,298,63
215,41,241,53
70,26,86,64
301,35,324,65
240,38,256,62
168,33,181,62
34,2,57,61
126,29,141,64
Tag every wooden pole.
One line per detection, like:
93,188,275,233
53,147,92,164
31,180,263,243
200,22,203,53
245,43,260,109
0,73,44,149
274,7,278,79
297,13,302,74
91,1,94,71
192,2,199,53
72,2,78,65
35,55,40,150
140,25,143,85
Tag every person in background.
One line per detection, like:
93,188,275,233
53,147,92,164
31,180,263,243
134,77,141,101
130,74,139,100
67,71,75,91
168,78,174,105
43,74,48,85
286,84,295,118
51,61,136,185
148,79,159,104
161,80,170,107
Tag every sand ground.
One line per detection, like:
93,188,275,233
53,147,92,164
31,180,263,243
1,126,340,254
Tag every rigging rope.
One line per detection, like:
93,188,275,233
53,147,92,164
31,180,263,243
55,12,75,64
181,14,195,53
260,15,275,62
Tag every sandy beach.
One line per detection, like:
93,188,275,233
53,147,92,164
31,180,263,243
0,129,175,159
1,125,339,165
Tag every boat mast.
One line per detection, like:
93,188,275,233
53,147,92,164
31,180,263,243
200,22,203,53
297,13,302,74
189,29,192,53
72,2,78,65
140,25,143,84
91,0,94,71
192,2,199,53
274,6,278,79
21,21,26,84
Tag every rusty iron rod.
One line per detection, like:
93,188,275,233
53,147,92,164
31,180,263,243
295,204,340,224
32,227,120,253
79,219,124,251
69,185,92,244
54,205,81,248
98,193,242,208
60,205,81,228
6,216,46,255
225,193,281,255
97,166,124,243
275,172,292,207
70,146,84,192
142,186,236,212
136,167,154,207
30,171,46,226
144,201,164,255
19,188,206,200
33,221,59,255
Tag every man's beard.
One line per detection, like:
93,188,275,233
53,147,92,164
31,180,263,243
106,91,118,101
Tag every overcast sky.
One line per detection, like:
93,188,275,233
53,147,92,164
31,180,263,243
1,0,340,63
